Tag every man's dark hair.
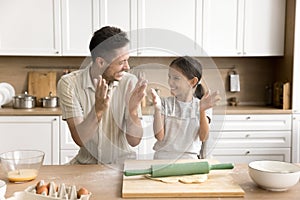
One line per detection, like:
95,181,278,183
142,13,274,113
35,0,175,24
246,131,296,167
89,26,129,62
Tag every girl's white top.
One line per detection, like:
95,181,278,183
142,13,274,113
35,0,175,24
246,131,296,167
153,96,212,159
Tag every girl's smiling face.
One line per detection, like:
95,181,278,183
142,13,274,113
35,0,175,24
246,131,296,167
168,67,196,102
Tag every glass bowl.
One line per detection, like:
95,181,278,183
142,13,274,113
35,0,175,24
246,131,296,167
0,150,45,183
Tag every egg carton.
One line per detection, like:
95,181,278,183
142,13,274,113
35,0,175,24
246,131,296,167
23,180,91,200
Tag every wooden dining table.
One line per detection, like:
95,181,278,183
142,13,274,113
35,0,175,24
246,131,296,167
1,163,299,200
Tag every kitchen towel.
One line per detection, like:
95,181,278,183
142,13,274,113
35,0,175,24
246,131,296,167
229,73,240,92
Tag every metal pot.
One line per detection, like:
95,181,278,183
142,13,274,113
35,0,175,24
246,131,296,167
13,92,36,109
40,92,59,108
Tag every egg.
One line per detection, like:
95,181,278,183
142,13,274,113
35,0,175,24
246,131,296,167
35,180,45,189
77,187,89,198
47,182,58,192
36,185,48,195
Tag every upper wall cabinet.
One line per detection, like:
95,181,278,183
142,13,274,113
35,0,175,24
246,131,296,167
136,0,202,56
95,0,138,55
0,0,286,57
61,0,136,56
0,0,61,56
202,0,286,56
95,0,136,33
61,0,96,56
243,0,286,56
202,0,242,56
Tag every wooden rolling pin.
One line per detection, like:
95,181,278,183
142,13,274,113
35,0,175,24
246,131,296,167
124,161,234,177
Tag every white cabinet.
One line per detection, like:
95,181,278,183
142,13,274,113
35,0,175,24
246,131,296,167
0,116,60,165
96,0,136,33
210,148,290,163
291,0,300,163
136,0,202,56
243,0,286,56
0,0,286,57
292,114,300,163
202,0,242,56
137,115,156,160
60,116,156,163
59,118,79,164
202,0,286,56
59,116,156,163
95,0,138,56
0,0,61,56
207,114,292,163
61,0,96,56
61,0,137,56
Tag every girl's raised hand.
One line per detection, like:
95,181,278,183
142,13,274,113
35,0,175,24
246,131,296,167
150,88,162,111
199,90,221,112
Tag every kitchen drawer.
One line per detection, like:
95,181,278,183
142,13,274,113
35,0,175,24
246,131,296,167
211,114,291,131
139,115,156,160
208,131,291,148
60,150,79,165
60,119,79,150
209,148,291,163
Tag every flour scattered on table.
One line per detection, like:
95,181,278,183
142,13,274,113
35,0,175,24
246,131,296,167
145,174,208,184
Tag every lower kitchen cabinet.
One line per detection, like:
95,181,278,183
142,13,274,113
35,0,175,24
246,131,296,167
209,148,290,163
137,115,156,160
59,116,156,163
207,114,292,163
292,114,300,163
60,150,79,164
0,116,60,165
60,118,79,164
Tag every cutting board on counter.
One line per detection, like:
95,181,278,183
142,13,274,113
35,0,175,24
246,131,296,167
122,159,245,198
28,71,57,105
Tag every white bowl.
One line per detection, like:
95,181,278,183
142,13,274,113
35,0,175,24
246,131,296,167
0,179,7,199
248,160,300,191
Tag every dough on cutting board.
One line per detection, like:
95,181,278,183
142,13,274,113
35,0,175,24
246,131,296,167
145,174,208,184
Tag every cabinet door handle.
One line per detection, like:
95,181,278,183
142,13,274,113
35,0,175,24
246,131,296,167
245,151,250,155
246,116,251,120
245,134,250,138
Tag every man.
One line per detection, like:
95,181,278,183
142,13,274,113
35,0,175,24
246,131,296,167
57,26,147,164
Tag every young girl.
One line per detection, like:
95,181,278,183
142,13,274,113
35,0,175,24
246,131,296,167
150,56,220,159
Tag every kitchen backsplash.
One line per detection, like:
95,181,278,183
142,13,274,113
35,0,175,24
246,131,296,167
0,56,282,106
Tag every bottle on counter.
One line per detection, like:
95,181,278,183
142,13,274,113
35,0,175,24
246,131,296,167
265,84,273,106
